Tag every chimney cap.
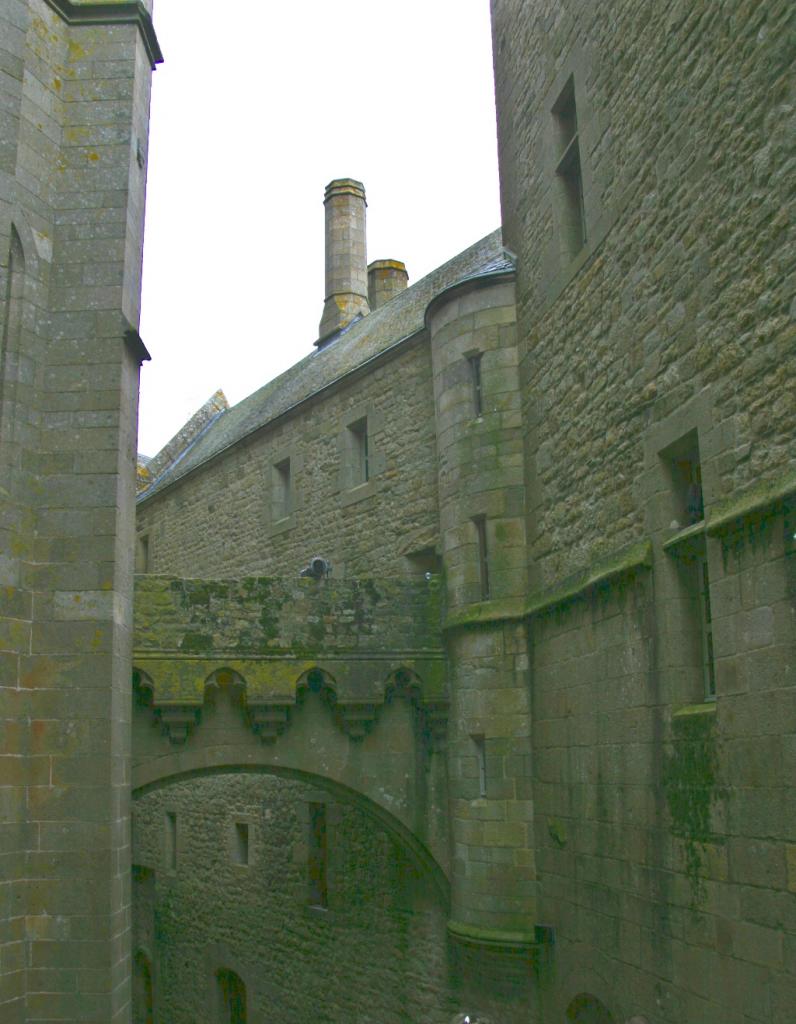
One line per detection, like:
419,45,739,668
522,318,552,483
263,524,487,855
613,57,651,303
324,178,366,204
367,259,407,273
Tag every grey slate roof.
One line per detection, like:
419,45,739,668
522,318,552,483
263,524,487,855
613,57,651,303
139,228,512,502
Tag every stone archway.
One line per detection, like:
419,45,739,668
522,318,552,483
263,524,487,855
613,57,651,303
132,762,449,903
132,766,452,1024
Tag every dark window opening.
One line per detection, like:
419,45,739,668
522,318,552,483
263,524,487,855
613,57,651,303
566,992,616,1024
217,968,247,1024
233,822,249,866
473,515,490,600
308,801,328,907
1,227,25,438
135,533,150,573
682,459,704,525
348,417,369,486
467,353,483,417
553,76,586,258
699,556,716,700
661,430,704,529
165,811,177,871
133,950,154,1024
472,734,487,797
273,457,292,520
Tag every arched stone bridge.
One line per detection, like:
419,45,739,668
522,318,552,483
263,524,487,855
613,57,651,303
132,575,451,884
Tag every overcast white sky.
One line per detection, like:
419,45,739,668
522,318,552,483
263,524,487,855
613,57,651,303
137,2,502,457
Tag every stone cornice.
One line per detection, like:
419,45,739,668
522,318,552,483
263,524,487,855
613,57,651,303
705,469,796,536
446,919,540,955
42,0,163,68
444,540,653,631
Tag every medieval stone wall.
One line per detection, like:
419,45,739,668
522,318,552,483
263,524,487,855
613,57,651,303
490,0,795,1020
0,2,156,1020
493,0,793,588
132,773,454,1024
136,337,440,581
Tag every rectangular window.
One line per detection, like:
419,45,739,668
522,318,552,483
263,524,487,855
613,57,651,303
552,76,586,259
467,353,483,417
348,417,369,487
698,556,716,700
661,430,704,530
472,734,487,797
232,822,249,866
135,533,149,573
473,515,490,600
272,457,292,521
165,811,177,871
308,802,328,907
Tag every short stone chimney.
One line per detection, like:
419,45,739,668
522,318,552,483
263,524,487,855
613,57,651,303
368,259,409,310
318,178,370,342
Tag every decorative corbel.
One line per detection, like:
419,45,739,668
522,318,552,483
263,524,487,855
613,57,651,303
248,704,291,743
157,706,199,745
337,702,378,740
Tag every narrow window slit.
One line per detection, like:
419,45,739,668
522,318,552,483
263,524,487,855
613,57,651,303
472,734,487,797
308,802,328,907
348,417,369,486
552,76,586,257
473,515,490,600
467,353,483,417
165,811,177,871
272,457,292,520
699,557,716,700
233,822,249,866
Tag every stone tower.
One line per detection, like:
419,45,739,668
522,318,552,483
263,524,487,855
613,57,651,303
0,2,160,1020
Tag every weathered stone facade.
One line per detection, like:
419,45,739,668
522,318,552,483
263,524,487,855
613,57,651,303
132,772,453,1024
2,0,793,1021
489,0,795,1019
0,2,159,1021
135,334,441,581
131,0,794,1016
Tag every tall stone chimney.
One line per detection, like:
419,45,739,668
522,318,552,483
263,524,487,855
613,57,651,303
318,178,370,341
368,259,409,310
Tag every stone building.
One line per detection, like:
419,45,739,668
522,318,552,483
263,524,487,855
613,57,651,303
2,1,794,1022
0,1,159,1021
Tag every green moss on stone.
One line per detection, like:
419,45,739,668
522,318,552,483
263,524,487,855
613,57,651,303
179,632,214,653
547,817,567,849
444,540,652,631
447,919,538,951
707,467,796,535
663,704,725,909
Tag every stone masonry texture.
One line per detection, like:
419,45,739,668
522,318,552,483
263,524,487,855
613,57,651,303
0,1,157,1021
130,0,793,1014
132,773,454,1024
2,0,794,1021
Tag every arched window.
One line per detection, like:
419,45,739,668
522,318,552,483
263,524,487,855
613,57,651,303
1,226,25,437
565,993,615,1024
217,968,247,1024
132,949,154,1024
